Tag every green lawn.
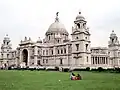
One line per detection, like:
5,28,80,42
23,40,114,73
0,70,120,90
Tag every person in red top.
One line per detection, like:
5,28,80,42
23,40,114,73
76,74,82,80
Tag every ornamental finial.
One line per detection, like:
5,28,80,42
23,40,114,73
55,12,59,22
56,12,59,16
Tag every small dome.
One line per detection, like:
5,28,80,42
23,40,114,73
37,37,42,43
110,30,116,38
46,12,69,35
3,34,10,43
76,12,85,21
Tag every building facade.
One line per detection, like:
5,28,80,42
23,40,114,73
0,11,120,69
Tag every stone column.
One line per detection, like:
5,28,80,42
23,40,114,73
96,57,98,64
20,50,22,64
94,57,96,64
91,57,93,64
27,48,30,66
100,57,101,64
66,45,69,66
98,57,99,64
34,46,38,66
102,57,103,64
53,46,56,66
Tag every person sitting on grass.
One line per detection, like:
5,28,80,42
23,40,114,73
76,73,82,80
70,72,76,80
70,73,82,80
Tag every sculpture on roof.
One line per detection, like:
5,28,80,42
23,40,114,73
56,12,59,16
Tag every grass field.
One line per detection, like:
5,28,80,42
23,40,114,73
0,70,120,90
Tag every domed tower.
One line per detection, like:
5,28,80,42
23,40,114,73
45,12,69,44
0,34,13,68
71,11,91,66
108,30,119,45
1,34,12,52
108,30,120,67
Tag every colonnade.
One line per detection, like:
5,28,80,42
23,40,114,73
91,56,108,64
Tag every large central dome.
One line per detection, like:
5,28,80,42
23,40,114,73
46,12,69,35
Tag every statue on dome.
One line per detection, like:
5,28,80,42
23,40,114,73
56,12,59,16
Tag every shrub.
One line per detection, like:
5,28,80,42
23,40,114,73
115,67,120,73
91,68,97,71
86,67,90,71
55,66,59,71
8,66,12,70
97,67,104,72
63,68,69,72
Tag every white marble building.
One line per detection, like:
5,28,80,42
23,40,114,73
0,11,120,69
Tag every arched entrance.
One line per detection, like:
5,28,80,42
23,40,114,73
22,49,28,66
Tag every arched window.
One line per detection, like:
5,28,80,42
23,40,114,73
7,54,9,58
86,44,88,51
61,49,63,54
48,36,50,40
64,48,66,53
76,44,79,51
77,23,80,28
112,39,114,43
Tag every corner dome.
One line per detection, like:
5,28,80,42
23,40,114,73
110,30,116,38
46,12,69,35
76,11,85,21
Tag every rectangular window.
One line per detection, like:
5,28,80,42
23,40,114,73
46,50,48,55
60,59,63,65
87,56,88,62
37,60,40,65
93,57,94,64
43,59,44,63
76,44,79,51
51,50,53,55
43,50,45,55
61,49,63,54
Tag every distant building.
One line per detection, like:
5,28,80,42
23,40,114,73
0,11,120,69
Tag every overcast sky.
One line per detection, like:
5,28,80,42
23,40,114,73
0,0,120,50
